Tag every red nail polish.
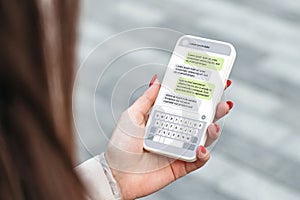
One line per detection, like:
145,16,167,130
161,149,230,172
226,80,232,88
214,123,220,132
226,101,234,110
200,145,206,154
149,74,157,87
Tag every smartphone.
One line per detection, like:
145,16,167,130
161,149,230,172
143,35,236,162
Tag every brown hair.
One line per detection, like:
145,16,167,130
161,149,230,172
0,0,85,199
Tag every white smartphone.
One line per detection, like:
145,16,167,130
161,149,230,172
144,35,236,162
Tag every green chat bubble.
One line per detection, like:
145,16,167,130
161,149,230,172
174,77,215,100
184,52,224,71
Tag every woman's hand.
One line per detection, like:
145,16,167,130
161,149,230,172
105,76,233,200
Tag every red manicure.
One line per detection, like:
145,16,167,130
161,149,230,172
226,80,232,88
200,145,206,154
215,123,220,132
149,74,157,87
226,101,234,110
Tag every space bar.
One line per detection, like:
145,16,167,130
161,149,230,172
164,138,184,148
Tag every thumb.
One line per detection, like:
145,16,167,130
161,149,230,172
128,75,160,125
184,146,210,174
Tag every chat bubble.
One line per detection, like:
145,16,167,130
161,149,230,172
174,77,215,100
184,52,224,71
174,64,212,81
162,93,198,110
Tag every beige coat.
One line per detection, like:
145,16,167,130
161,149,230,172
76,154,119,200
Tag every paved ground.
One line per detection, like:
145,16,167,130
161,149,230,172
74,0,300,199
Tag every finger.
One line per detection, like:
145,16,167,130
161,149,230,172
184,146,210,174
130,78,160,116
205,123,220,147
144,113,150,123
213,101,234,122
224,79,232,90
128,76,161,125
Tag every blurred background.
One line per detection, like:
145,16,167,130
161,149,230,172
73,0,300,199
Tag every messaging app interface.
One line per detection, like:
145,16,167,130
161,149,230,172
155,36,233,121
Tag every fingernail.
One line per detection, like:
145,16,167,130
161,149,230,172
200,145,206,154
197,145,207,159
226,80,232,88
214,123,220,132
149,74,157,87
226,101,234,110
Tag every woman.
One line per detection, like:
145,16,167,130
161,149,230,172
0,0,233,199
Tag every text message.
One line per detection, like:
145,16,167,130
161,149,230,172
162,93,198,110
174,77,215,100
174,64,211,81
185,52,224,71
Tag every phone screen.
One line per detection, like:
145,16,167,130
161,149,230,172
144,35,236,161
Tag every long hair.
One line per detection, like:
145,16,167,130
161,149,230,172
0,0,85,199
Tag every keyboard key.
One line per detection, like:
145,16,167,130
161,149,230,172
183,119,189,126
192,129,198,136
167,131,172,137
191,137,198,144
147,135,154,140
188,144,196,150
155,112,160,119
159,136,165,143
169,115,174,122
181,134,186,141
183,143,189,149
174,124,179,131
198,122,203,129
169,123,174,130
164,138,184,148
157,128,163,135
193,121,198,128
183,127,189,134
165,114,170,121
160,121,165,128
155,120,160,127
179,126,183,133
153,135,160,142
171,132,176,138
164,122,169,129
186,135,191,143
183,143,196,151
171,139,184,148
179,118,183,124
174,117,179,123
150,127,156,133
